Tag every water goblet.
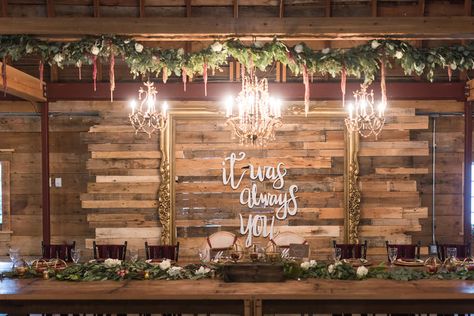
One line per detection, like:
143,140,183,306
388,247,398,267
447,247,457,260
333,247,342,262
129,249,139,262
71,249,81,264
8,248,20,265
198,248,209,262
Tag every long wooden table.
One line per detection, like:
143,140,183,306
1,278,474,315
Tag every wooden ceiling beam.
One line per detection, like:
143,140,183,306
2,17,474,40
0,62,46,102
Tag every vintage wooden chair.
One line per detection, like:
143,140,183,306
332,240,368,259
385,240,421,260
41,241,76,262
200,231,242,261
145,242,180,261
268,232,308,252
93,241,127,260
436,242,471,261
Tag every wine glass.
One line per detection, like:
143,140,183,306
388,247,398,267
71,249,81,264
198,248,209,262
333,247,342,262
8,248,20,265
128,249,139,262
447,247,457,260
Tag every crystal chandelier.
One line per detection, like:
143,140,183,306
129,81,168,137
345,84,386,138
225,72,282,146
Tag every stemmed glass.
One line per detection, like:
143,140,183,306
198,248,209,262
447,247,457,260
388,247,398,267
71,249,81,264
8,248,20,266
333,247,342,262
128,249,139,262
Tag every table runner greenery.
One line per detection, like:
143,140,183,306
2,259,474,282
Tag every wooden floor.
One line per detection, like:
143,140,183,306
0,277,474,315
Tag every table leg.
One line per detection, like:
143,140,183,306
253,299,262,316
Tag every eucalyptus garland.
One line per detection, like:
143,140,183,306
1,35,473,105
2,259,474,282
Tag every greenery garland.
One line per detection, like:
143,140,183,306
2,259,474,282
1,36,474,94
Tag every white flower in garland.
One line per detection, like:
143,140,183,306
395,51,404,59
253,41,264,48
124,39,131,44
53,54,64,64
159,259,172,270
371,40,381,49
168,266,183,277
211,42,223,52
450,63,457,70
135,43,144,53
328,264,335,274
301,261,311,270
25,44,34,54
322,48,331,54
356,266,368,278
195,266,211,275
294,44,304,54
91,45,100,56
177,48,185,56
103,258,122,268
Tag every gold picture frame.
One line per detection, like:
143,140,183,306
157,102,360,245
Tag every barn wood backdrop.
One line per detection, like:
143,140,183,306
0,0,474,260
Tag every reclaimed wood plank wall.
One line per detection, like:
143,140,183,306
0,100,469,259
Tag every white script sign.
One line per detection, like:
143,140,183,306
221,152,299,247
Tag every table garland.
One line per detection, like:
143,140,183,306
2,259,474,282
1,36,474,106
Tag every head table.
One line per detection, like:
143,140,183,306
1,277,474,315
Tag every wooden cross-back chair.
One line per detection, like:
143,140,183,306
385,240,421,260
201,231,242,260
93,241,127,260
268,232,308,251
333,240,368,259
145,242,180,261
41,241,76,262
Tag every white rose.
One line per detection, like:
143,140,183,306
450,63,457,70
195,266,211,275
335,261,342,266
328,264,335,274
294,44,304,54
159,259,171,270
53,54,64,64
253,41,263,48
91,45,100,56
356,265,368,278
26,44,34,54
124,39,131,44
135,43,144,53
300,261,311,270
177,48,185,56
104,258,122,268
211,42,223,52
322,48,330,54
395,51,403,59
371,40,381,49
309,260,317,268
76,60,82,68
168,266,182,277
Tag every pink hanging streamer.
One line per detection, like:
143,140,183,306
303,64,310,116
92,55,98,92
381,57,387,107
203,62,208,97
182,67,187,92
39,60,44,89
341,66,347,108
109,51,115,102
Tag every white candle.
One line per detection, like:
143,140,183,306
162,102,168,116
348,102,353,120
130,100,136,115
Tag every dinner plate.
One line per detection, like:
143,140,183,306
394,259,424,267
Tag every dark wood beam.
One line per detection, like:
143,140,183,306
233,0,238,19
46,0,55,18
0,61,46,102
41,101,50,245
279,0,284,19
3,17,474,40
464,100,473,245
139,0,145,18
1,0,7,17
371,0,377,17
93,0,100,18
46,82,467,102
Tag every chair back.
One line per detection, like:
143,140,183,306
145,242,180,261
270,232,307,250
200,231,241,260
436,242,471,261
385,241,421,260
42,241,76,262
93,241,127,260
333,240,367,259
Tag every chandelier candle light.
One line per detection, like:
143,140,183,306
129,81,168,137
225,71,283,146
